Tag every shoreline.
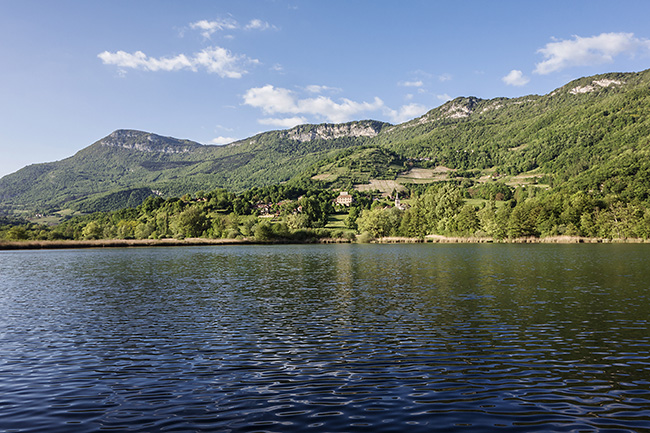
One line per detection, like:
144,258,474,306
378,235,650,244
0,238,255,250
384,235,650,244
1,235,649,250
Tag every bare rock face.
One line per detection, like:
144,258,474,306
284,121,387,142
569,79,623,95
99,130,199,154
397,97,484,128
439,97,482,119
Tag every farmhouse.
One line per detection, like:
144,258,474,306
334,191,353,206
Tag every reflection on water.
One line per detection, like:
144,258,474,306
1,244,649,432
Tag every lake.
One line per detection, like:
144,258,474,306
1,244,649,432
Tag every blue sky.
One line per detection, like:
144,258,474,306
1,0,650,178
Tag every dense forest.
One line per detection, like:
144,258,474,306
2,177,649,243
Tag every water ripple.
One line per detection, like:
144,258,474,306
1,245,649,432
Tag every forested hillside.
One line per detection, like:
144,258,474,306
1,69,650,230
0,121,389,215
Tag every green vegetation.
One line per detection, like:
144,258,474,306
2,70,650,242
0,121,388,216
3,178,650,243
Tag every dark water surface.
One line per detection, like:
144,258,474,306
1,244,649,432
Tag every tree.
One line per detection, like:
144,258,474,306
477,201,498,237
399,206,427,237
176,207,208,238
5,226,28,241
155,211,170,238
208,215,226,238
233,197,251,215
135,221,154,239
116,220,137,239
253,221,274,241
300,196,328,228
455,205,480,236
345,206,360,230
493,202,512,239
356,207,402,238
82,221,102,240
507,201,540,238
139,196,164,215
286,213,309,230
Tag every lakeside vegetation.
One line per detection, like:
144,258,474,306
3,178,650,246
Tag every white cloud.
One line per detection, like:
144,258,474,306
210,136,237,145
244,19,276,31
244,85,436,126
243,85,385,123
243,85,298,114
535,32,650,74
305,84,341,94
385,103,428,123
193,47,258,77
98,46,257,78
97,50,191,71
189,17,276,38
438,73,453,82
502,69,530,86
190,18,238,38
300,96,385,123
258,116,308,128
399,80,424,87
437,93,452,102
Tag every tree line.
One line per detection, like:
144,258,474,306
2,180,650,243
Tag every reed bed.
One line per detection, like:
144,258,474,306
0,238,251,250
2,235,648,250
377,235,650,244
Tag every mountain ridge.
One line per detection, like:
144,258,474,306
96,129,202,153
2,68,650,216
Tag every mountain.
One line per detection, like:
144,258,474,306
2,69,650,216
377,71,648,179
310,69,650,199
0,121,389,215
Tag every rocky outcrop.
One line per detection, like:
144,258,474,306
569,79,623,94
440,97,482,119
99,130,199,154
284,121,389,142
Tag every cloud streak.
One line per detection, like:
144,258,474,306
399,80,424,87
190,17,276,38
98,47,258,78
190,18,238,38
535,32,650,74
244,19,276,31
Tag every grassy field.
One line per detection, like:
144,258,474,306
354,179,405,196
325,213,350,230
